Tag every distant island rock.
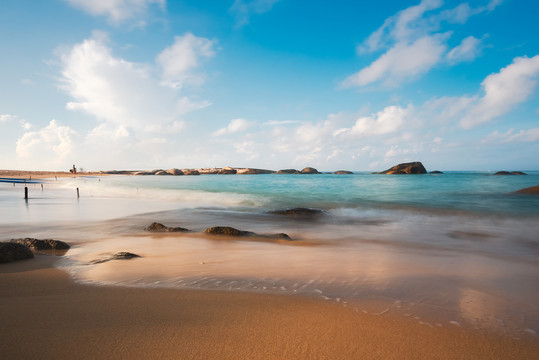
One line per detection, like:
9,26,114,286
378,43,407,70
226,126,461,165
514,185,539,195
145,222,190,232
493,171,527,175
0,242,34,263
277,169,299,174
430,170,444,174
380,162,427,174
334,170,353,174
301,167,320,174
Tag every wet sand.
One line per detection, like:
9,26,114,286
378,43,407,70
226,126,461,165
0,170,103,179
1,255,537,360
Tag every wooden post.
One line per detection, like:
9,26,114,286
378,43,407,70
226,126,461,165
24,187,28,200
41,184,44,191
77,187,80,198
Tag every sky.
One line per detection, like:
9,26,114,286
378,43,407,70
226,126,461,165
1,0,538,171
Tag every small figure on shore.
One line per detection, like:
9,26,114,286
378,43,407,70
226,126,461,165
70,164,77,174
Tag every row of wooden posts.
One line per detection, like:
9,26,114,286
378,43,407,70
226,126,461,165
21,183,79,200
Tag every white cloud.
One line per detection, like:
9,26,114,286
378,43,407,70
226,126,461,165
460,55,539,128
0,114,15,122
347,0,500,88
447,36,483,63
343,34,448,87
63,0,165,25
337,106,408,137
156,33,217,88
229,0,281,28
59,32,213,131
16,120,77,166
213,118,252,136
483,128,539,144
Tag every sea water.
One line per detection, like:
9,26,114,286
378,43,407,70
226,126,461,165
1,172,538,335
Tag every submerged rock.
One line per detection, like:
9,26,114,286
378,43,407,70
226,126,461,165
11,238,70,251
204,226,291,240
380,162,427,174
91,252,142,264
494,171,527,175
145,222,189,232
268,208,325,220
0,242,34,263
514,185,539,195
300,167,320,174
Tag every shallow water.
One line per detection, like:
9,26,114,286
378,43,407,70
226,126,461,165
1,173,538,337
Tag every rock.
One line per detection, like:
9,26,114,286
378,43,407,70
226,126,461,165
204,226,292,240
514,185,539,195
218,167,237,175
145,222,189,232
102,170,134,175
11,238,70,251
380,162,427,174
134,171,154,175
301,167,320,174
155,170,170,175
269,208,325,219
204,226,254,237
183,169,200,175
277,169,299,174
198,168,220,174
334,170,353,174
236,168,275,174
0,242,34,263
91,252,142,264
430,170,444,174
167,168,184,175
493,171,527,175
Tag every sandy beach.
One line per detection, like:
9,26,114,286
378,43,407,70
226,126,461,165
0,255,537,360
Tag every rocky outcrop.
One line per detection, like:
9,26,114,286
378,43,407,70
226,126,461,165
204,226,291,240
91,252,142,264
145,222,189,232
182,169,200,175
380,162,427,174
218,167,237,175
301,167,320,174
277,169,299,174
430,170,444,174
236,168,275,174
155,170,170,175
494,171,527,175
334,170,353,174
0,242,34,263
134,171,154,175
514,185,539,195
269,208,325,220
11,238,70,251
167,168,184,175
102,170,135,175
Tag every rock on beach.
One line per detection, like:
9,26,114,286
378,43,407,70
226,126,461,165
11,238,70,251
0,242,34,263
145,222,190,232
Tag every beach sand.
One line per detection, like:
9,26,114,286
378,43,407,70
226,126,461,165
1,255,537,360
0,170,103,179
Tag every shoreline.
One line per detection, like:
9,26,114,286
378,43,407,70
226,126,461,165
1,255,538,360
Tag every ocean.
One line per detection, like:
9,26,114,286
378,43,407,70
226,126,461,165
1,172,538,336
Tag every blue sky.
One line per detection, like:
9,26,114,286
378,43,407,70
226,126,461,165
1,0,538,171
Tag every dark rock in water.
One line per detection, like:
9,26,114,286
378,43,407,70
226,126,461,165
269,208,325,219
494,171,527,175
430,170,444,174
11,238,70,251
183,169,200,175
145,222,189,232
112,252,141,260
514,185,539,195
91,252,142,264
204,226,254,237
301,167,320,174
277,169,299,174
0,242,34,263
204,226,292,241
236,168,275,174
155,170,170,175
334,170,353,174
380,162,427,174
218,167,237,175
